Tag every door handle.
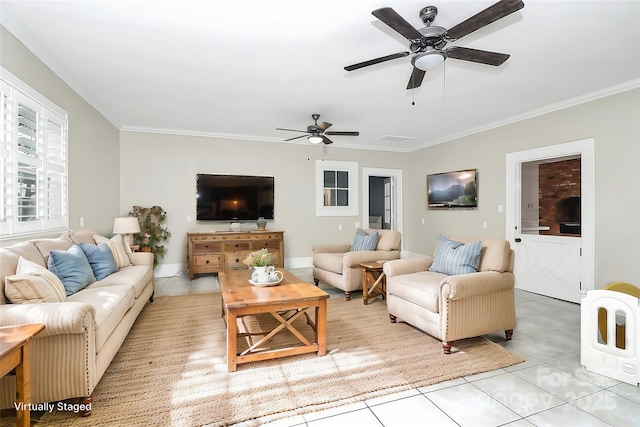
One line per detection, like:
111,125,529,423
515,238,522,242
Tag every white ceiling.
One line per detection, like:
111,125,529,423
2,0,639,152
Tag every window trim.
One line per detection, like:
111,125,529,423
1,66,69,240
315,160,359,216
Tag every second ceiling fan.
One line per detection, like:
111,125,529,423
276,114,359,145
344,0,525,89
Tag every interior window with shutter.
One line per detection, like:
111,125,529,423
1,67,68,238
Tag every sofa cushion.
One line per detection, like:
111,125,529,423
86,265,153,298
0,242,47,304
48,244,97,296
69,230,98,245
430,235,482,276
4,257,67,304
67,284,135,353
312,252,344,275
375,229,402,251
388,271,448,313
350,229,379,251
80,242,118,280
94,234,131,269
449,235,511,273
31,235,73,263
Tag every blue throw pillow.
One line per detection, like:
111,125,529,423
350,229,379,251
429,235,482,275
48,244,97,296
79,242,118,281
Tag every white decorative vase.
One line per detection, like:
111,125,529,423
251,266,270,283
230,222,242,232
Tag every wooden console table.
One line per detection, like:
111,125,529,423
0,323,45,427
187,231,284,279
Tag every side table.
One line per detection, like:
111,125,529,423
360,261,387,305
0,323,45,427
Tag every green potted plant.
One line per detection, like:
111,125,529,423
130,206,170,268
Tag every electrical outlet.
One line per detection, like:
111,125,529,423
498,204,504,213
80,217,84,227
186,215,192,222
421,218,425,225
338,225,342,231
482,221,488,229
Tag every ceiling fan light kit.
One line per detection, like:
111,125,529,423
308,135,323,144
344,0,525,89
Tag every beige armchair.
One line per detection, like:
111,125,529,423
384,235,515,354
313,229,401,300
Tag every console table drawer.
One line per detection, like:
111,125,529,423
251,239,281,250
223,242,251,251
224,253,250,269
194,255,221,268
193,242,222,252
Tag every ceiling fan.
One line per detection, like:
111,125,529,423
276,114,360,145
344,0,525,89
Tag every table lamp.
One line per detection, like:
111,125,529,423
113,217,141,252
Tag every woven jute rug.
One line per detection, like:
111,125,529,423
36,292,524,426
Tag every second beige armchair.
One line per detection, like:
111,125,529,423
312,229,402,300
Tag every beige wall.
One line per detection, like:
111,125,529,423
119,131,407,268
1,27,120,242
406,89,640,288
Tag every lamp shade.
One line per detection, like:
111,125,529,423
308,135,323,144
113,217,141,234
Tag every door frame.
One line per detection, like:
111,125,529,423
362,168,403,245
505,138,595,295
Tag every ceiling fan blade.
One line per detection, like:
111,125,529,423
321,136,334,145
276,128,308,133
284,134,309,142
372,7,423,40
344,51,410,71
406,67,426,90
446,46,510,66
317,122,333,132
447,0,524,41
325,131,360,136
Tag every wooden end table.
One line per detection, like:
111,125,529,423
360,261,387,305
1,323,45,427
219,269,329,372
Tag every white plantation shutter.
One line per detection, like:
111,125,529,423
1,67,68,238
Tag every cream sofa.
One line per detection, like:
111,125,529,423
384,235,515,354
0,230,154,414
312,229,401,300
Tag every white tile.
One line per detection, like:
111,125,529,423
303,402,367,422
471,372,565,417
306,408,382,426
512,365,603,402
417,377,466,394
370,395,458,427
572,390,640,426
607,382,640,405
525,403,612,427
426,383,520,426
260,414,306,426
365,388,420,407
502,420,536,427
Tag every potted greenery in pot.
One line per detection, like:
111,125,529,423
130,206,170,268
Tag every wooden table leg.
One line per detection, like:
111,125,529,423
316,299,327,356
361,266,369,305
227,309,238,372
15,344,30,427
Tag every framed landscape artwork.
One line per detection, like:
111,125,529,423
427,169,478,209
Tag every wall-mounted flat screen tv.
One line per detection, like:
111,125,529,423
427,169,478,209
196,174,274,221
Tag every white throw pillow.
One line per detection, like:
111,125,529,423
93,234,131,269
5,257,67,303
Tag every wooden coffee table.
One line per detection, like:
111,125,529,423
219,268,329,372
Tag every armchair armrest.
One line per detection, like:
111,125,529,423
0,302,95,337
343,250,400,268
128,251,154,266
441,271,515,300
383,257,432,278
312,243,351,254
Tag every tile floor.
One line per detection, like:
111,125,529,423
155,269,640,427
